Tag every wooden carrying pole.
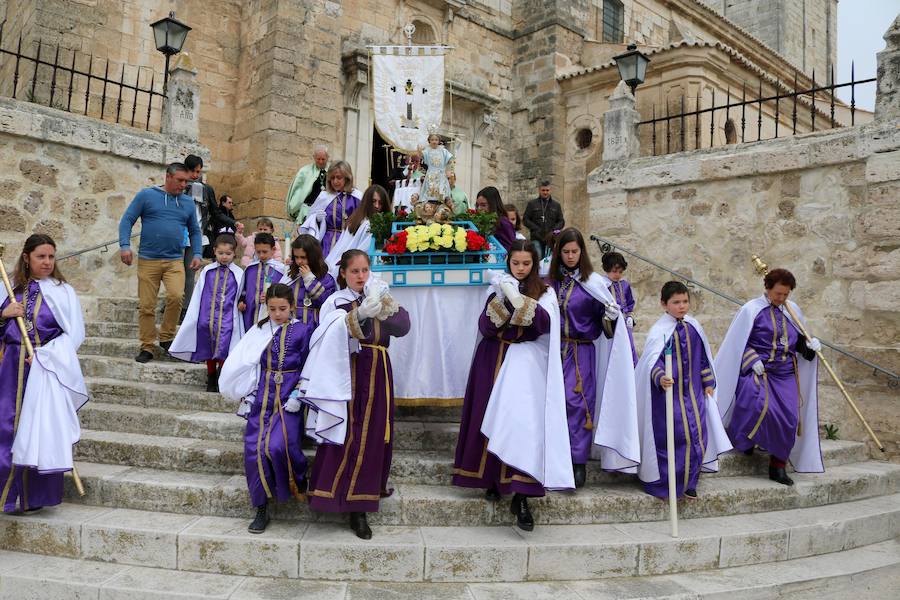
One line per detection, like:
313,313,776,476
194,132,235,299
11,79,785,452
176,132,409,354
665,336,678,537
0,244,86,496
751,255,884,452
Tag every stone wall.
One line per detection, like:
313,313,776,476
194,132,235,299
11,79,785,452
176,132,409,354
583,116,900,458
0,96,205,308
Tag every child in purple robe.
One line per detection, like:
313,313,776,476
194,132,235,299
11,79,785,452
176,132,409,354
0,234,87,514
714,268,822,486
602,251,638,366
282,235,337,329
170,235,244,392
298,161,363,257
475,186,516,252
219,283,312,534
546,229,624,488
238,232,286,332
636,282,732,499
304,250,410,540
453,240,574,532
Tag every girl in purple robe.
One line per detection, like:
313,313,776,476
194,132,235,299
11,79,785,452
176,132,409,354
238,232,286,332
453,241,565,531
219,284,312,534
636,282,732,499
714,269,822,486
475,186,516,252
602,251,638,366
547,229,620,488
282,235,337,329
170,235,244,392
299,161,363,257
0,234,87,514
305,250,410,540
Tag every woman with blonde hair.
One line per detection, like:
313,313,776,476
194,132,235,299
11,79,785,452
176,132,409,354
298,160,363,257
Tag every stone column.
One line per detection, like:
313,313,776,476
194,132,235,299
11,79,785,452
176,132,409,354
875,14,900,121
161,53,200,141
601,81,641,162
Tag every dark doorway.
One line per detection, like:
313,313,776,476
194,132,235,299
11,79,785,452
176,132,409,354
370,126,397,194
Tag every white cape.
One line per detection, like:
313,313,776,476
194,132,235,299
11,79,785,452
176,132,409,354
714,296,823,473
297,189,363,241
636,313,733,484
324,220,372,278
479,283,574,490
393,178,422,212
300,288,357,444
2,278,87,473
574,273,641,473
170,262,244,361
219,319,298,409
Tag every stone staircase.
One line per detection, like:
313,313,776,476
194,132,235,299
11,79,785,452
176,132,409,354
0,297,898,599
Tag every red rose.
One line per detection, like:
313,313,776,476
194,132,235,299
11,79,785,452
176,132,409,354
384,230,408,254
466,230,487,251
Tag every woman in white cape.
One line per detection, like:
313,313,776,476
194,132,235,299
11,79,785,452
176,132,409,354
452,240,573,532
297,160,363,259
323,184,391,277
0,234,87,514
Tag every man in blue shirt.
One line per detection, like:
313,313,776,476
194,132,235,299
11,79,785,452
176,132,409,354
119,163,203,363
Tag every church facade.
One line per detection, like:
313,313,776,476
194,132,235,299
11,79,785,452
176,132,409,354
0,0,842,221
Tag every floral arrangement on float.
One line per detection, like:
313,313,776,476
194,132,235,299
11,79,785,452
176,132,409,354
383,223,488,255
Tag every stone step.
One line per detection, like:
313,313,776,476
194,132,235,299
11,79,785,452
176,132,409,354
61,459,900,527
80,403,462,451
81,336,183,362
81,354,207,386
0,497,897,584
2,537,898,599
86,321,140,339
72,425,869,485
85,377,462,422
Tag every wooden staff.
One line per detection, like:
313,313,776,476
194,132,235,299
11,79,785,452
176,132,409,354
751,255,884,452
0,243,86,496
665,336,678,537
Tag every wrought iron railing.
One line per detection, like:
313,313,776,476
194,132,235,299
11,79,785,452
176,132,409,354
590,234,899,390
57,233,139,262
639,66,876,156
0,21,166,131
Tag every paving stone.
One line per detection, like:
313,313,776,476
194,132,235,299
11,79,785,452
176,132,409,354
344,582,473,600
0,504,110,559
521,524,638,580
178,517,305,578
299,523,424,582
82,508,199,569
0,552,126,600
230,578,347,599
98,564,244,599
422,526,527,582
467,582,583,600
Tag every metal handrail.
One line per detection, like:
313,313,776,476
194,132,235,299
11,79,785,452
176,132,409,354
590,234,900,389
57,232,139,261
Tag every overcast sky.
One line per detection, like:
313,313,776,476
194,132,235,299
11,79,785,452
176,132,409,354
837,1,898,110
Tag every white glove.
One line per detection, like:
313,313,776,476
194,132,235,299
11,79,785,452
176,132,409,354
357,294,381,319
237,397,254,418
284,389,302,413
807,337,822,353
364,276,389,302
302,270,316,285
499,279,524,309
625,316,634,328
604,302,621,321
751,361,765,376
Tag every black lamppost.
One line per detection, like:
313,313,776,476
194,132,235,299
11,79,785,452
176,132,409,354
150,11,192,95
613,43,651,96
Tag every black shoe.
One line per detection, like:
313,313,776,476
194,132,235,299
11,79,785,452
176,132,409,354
510,493,534,532
135,350,154,363
573,464,586,488
206,371,219,393
248,505,269,533
684,488,698,498
485,486,501,502
350,512,372,540
743,447,755,456
159,340,173,352
768,466,794,486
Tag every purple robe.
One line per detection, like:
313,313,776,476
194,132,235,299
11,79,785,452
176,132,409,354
308,300,410,513
608,278,638,366
452,293,550,497
280,272,337,330
727,305,815,462
644,321,715,497
322,193,360,258
492,216,517,252
550,275,611,464
0,281,64,512
191,265,240,362
240,262,280,332
243,321,311,507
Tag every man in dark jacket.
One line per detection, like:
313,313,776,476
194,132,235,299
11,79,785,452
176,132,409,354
522,180,564,258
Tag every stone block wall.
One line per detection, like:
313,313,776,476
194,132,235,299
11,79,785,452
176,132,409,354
0,96,206,304
583,117,900,459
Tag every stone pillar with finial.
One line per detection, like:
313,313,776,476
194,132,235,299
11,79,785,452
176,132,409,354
602,80,641,161
875,14,900,121
161,53,200,141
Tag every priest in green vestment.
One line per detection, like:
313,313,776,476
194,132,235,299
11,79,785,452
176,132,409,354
286,146,330,223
